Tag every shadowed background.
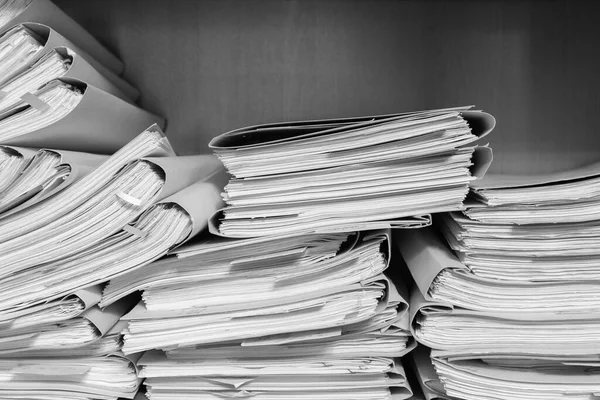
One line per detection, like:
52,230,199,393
54,0,600,174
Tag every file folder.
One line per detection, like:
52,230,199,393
0,145,36,192
208,107,494,237
0,22,138,105
0,147,107,216
0,0,124,74
0,125,174,245
0,353,141,399
0,295,133,355
465,159,600,224
430,355,600,400
0,78,163,153
0,155,227,315
397,227,600,356
0,285,101,332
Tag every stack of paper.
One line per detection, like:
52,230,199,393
105,229,415,400
0,22,139,109
0,127,229,400
0,318,142,399
99,106,496,400
397,161,600,400
0,145,34,192
208,107,494,237
0,2,224,399
0,0,124,75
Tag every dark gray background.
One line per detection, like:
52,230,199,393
54,0,600,174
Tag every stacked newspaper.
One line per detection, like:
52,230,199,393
398,161,600,400
103,106,495,400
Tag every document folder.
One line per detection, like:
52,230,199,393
207,107,495,237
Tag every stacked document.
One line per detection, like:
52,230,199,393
397,161,600,400
0,22,138,109
0,5,161,154
0,145,35,192
0,128,227,316
0,0,124,74
0,77,162,152
0,127,228,400
105,230,416,400
0,147,106,216
0,317,142,399
0,2,211,398
208,107,494,237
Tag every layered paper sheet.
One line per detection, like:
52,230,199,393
207,107,495,237
0,0,124,74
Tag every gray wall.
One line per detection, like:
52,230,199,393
54,0,600,174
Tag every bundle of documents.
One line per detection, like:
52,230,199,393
0,132,227,314
0,6,160,154
208,107,495,237
104,229,415,399
0,320,142,400
0,147,106,216
0,145,33,192
396,161,600,400
0,2,199,398
412,347,600,400
0,77,162,153
0,129,227,399
0,0,124,75
0,294,131,355
0,22,138,109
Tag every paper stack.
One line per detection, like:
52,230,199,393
397,161,600,400
0,1,233,399
105,230,415,400
100,106,495,400
208,106,494,237
0,122,232,399
0,0,159,154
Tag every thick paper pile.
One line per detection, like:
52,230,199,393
101,106,495,399
0,126,228,399
397,161,600,400
0,2,238,398
106,230,416,400
0,16,162,154
208,107,494,237
0,321,142,400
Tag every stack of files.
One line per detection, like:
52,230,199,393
103,230,416,400
395,161,600,400
0,147,106,216
411,347,600,400
0,76,161,153
0,128,227,317
0,318,142,400
0,1,161,154
0,145,36,192
464,161,600,225
207,106,495,237
0,0,124,75
397,227,600,359
0,22,138,110
0,289,129,355
0,128,227,399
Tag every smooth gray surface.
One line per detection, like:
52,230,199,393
54,0,600,173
